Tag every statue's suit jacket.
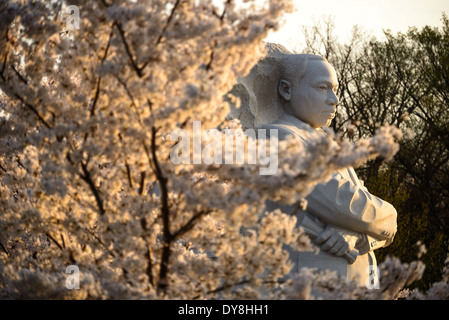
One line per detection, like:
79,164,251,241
261,113,397,286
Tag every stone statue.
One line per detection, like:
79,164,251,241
229,43,398,288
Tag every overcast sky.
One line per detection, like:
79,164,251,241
265,0,449,51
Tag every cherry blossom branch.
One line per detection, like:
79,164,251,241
148,126,215,293
14,93,52,129
172,209,213,240
146,246,155,287
85,28,113,140
139,199,155,288
10,65,27,85
140,0,182,71
113,21,144,78
138,172,146,195
0,241,9,256
79,160,105,216
0,46,51,130
0,54,7,81
45,232,63,251
148,126,171,293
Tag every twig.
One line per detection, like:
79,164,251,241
60,233,66,249
16,158,29,173
172,209,212,240
92,28,113,117
84,227,116,258
116,76,143,125
46,232,63,250
138,171,145,195
205,1,228,72
193,279,250,299
0,241,9,256
205,41,216,72
84,29,113,141
0,54,7,81
79,161,105,216
139,0,181,71
146,246,154,287
113,21,143,77
156,0,181,46
124,158,133,189
11,64,27,85
14,93,51,129
118,133,134,189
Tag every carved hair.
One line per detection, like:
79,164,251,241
279,54,326,88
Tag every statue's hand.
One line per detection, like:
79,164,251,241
314,225,351,257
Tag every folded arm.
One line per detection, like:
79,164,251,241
305,173,397,243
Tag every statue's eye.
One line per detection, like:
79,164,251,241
318,85,327,90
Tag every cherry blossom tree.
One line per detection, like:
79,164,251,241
0,0,441,299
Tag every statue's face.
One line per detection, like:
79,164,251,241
288,60,339,128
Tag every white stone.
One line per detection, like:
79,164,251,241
231,44,398,287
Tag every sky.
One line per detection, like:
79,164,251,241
265,0,449,51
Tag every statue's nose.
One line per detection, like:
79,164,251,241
327,91,339,106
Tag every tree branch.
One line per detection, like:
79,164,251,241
0,240,9,256
147,126,214,293
84,28,113,141
117,133,134,189
14,93,51,129
172,209,213,240
138,171,145,195
113,21,143,78
139,0,181,71
11,64,27,85
79,161,105,216
192,279,250,299
46,232,63,250
0,54,7,81
148,126,172,294
146,245,155,287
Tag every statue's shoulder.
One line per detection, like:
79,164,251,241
259,113,314,143
261,121,298,140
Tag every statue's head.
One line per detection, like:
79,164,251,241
277,54,339,128
229,44,339,129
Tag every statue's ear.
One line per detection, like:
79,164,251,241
279,79,291,101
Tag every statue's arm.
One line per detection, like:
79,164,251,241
305,174,397,242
